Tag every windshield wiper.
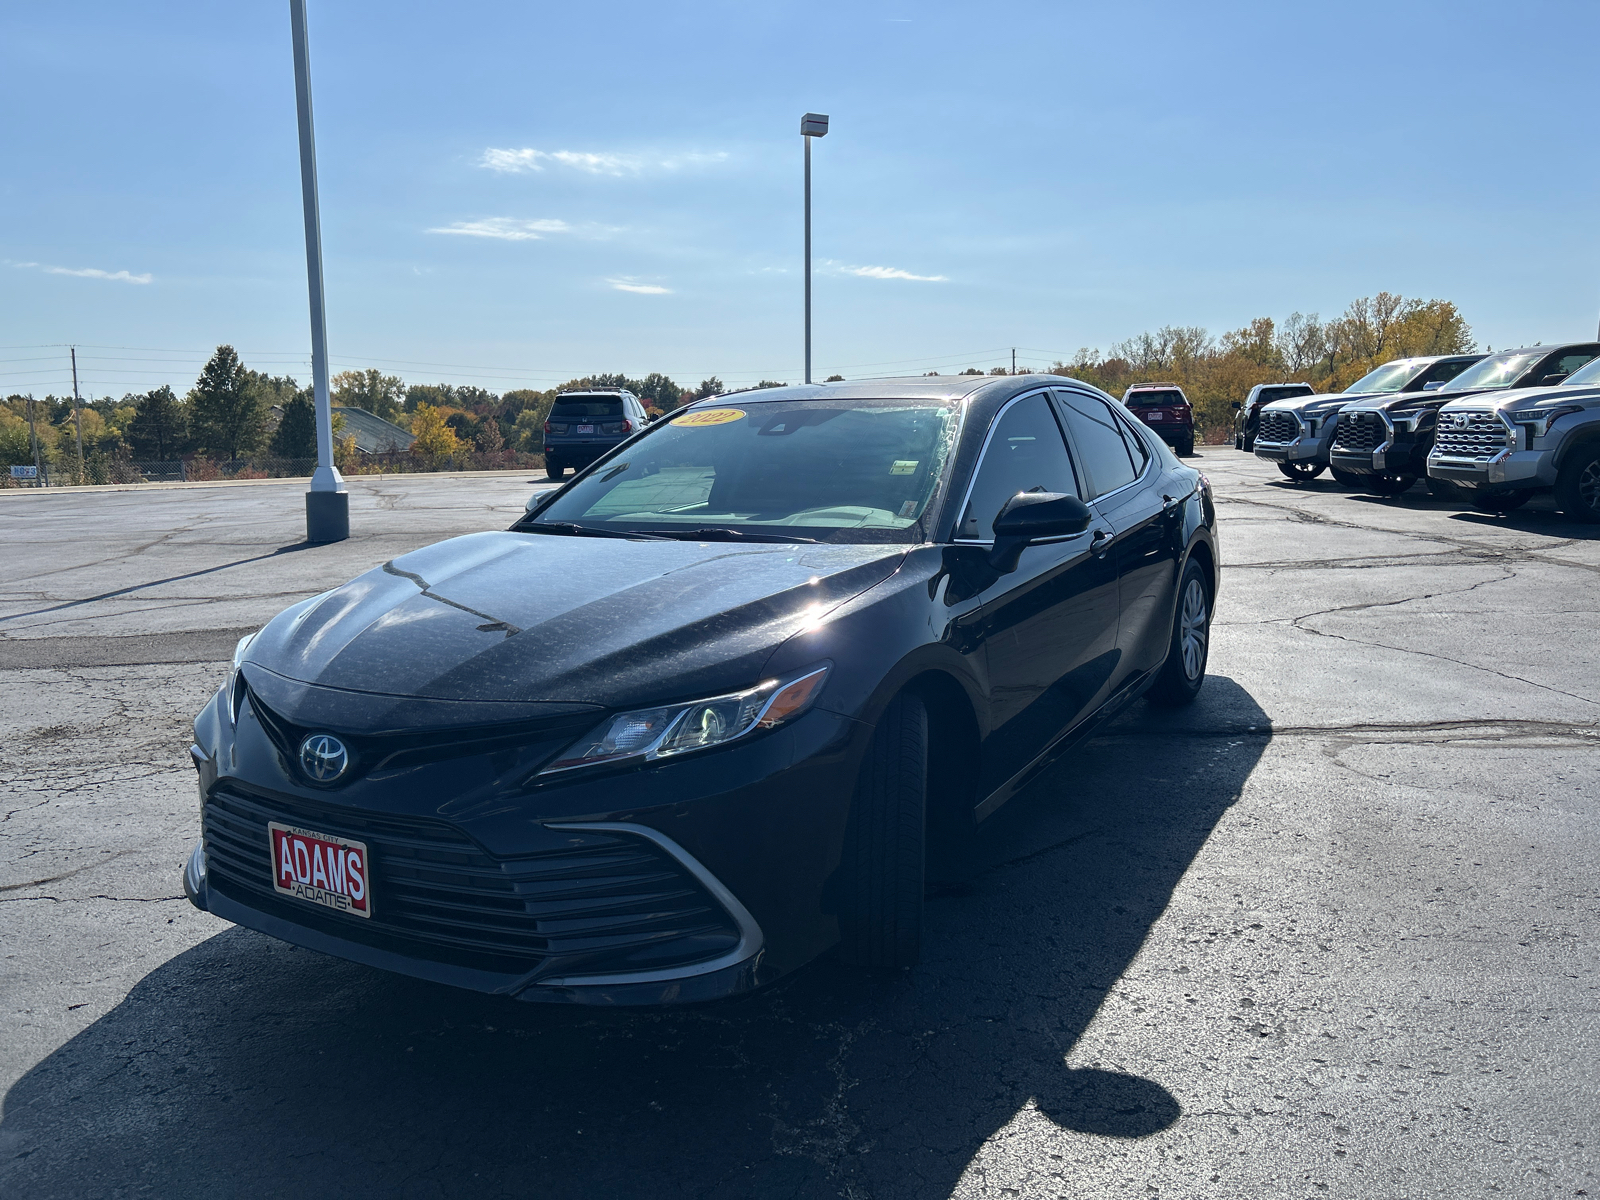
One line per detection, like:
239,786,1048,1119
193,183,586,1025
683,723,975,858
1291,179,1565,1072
520,521,673,541
641,527,823,544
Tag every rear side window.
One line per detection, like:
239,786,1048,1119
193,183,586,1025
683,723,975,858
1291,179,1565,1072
956,394,1079,540
553,398,624,418
1056,392,1138,497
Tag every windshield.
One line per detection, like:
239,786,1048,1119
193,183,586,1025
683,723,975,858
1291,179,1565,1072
530,399,961,543
1441,352,1544,392
1126,390,1184,407
1562,357,1600,387
1343,361,1422,394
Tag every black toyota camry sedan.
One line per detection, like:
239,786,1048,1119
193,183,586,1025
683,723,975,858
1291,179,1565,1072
184,375,1219,1005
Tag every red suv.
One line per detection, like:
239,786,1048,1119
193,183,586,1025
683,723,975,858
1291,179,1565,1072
1123,384,1194,456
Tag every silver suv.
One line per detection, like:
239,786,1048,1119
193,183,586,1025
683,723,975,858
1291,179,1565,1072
1428,355,1600,520
1253,356,1480,484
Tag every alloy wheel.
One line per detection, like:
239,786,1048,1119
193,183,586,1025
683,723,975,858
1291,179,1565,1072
1180,578,1208,680
1581,459,1600,515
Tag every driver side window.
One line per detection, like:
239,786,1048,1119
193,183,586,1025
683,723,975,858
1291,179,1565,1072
956,394,1079,540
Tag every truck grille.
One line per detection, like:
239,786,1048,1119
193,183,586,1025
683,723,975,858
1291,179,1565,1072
1257,410,1299,444
1335,411,1386,453
1432,411,1507,461
203,784,742,979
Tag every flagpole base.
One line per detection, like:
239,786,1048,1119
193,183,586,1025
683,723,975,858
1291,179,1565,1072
305,489,349,543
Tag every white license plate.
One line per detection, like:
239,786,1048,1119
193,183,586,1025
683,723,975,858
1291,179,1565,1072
269,821,372,918
576,424,595,434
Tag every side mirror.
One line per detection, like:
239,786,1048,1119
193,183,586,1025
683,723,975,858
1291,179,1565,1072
1231,401,1242,410
1422,381,1445,391
1540,373,1569,387
988,492,1093,573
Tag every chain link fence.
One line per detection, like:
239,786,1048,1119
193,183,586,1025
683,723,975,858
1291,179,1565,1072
2,449,545,489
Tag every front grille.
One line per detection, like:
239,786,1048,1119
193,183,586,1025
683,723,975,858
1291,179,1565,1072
203,784,742,979
1333,411,1382,453
1432,411,1507,461
1257,410,1299,443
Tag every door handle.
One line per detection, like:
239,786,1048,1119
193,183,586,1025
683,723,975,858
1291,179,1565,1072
1090,529,1112,557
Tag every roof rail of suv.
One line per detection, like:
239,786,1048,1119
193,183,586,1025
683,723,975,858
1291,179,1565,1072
1127,382,1182,390
557,388,637,397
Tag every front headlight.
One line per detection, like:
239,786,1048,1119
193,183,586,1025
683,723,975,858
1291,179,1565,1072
1508,405,1583,439
539,664,831,777
226,632,257,722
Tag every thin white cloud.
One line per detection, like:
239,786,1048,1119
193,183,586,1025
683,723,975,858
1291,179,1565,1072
838,263,948,282
11,260,151,284
479,147,728,176
427,218,573,241
608,278,671,295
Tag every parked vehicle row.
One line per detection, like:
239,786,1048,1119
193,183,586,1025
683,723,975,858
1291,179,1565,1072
1244,342,1600,521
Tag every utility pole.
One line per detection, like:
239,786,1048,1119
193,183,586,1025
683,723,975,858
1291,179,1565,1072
801,113,829,385
69,347,85,482
25,393,44,486
1011,348,1016,376
290,0,348,542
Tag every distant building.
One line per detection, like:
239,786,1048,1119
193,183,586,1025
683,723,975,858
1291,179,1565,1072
330,406,415,454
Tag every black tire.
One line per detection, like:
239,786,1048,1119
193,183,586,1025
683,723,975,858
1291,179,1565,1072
1277,461,1325,482
1146,558,1211,708
1234,434,1244,450
1426,476,1470,504
838,692,927,969
1330,468,1365,488
1178,435,1195,457
545,461,566,481
1365,471,1417,496
1471,489,1532,513
1556,445,1600,523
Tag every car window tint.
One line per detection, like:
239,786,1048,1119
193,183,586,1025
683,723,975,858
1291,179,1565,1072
1116,411,1151,473
1056,392,1138,497
955,394,1078,540
1542,351,1598,383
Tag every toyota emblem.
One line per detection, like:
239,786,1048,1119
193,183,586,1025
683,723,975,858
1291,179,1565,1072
299,733,350,783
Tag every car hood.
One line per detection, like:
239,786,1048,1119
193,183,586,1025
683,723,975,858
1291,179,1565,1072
245,531,907,708
1263,391,1361,417
1439,381,1600,413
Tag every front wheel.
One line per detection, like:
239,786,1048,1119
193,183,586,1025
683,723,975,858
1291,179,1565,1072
1427,476,1470,504
1277,461,1325,482
838,692,926,969
1365,471,1417,496
1556,446,1600,523
1471,489,1532,513
1330,468,1365,488
1147,558,1211,708
545,461,566,481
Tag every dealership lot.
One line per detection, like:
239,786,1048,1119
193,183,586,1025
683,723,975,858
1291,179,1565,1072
2,454,1596,1198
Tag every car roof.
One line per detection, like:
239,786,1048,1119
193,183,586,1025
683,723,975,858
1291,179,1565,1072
1478,343,1596,358
684,374,1065,406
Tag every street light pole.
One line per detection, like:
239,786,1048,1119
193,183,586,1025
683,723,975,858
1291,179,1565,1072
290,0,348,542
801,113,828,385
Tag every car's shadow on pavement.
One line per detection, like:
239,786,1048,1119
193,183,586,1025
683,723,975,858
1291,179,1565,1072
1,678,1270,1200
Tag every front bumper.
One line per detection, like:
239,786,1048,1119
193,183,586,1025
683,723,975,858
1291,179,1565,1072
1428,448,1553,490
186,688,868,1005
1254,431,1332,465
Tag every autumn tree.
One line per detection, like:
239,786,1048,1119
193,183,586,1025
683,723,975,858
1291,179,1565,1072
333,369,406,422
409,403,461,459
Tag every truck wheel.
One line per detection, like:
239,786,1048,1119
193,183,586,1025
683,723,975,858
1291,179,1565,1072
1556,446,1600,523
1277,462,1325,482
1330,468,1364,488
545,461,566,481
1178,435,1195,457
1471,489,1532,513
1427,477,1469,503
838,692,926,969
1146,558,1211,708
1366,471,1417,496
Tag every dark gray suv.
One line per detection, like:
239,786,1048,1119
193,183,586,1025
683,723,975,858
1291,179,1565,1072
543,389,651,480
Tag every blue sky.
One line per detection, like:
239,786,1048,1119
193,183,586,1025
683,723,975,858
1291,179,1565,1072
4,0,1598,399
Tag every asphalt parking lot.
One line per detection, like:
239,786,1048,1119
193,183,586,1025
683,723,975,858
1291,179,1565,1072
2,453,1597,1199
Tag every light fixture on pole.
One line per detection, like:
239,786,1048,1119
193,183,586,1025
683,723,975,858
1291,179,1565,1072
290,0,348,543
801,112,828,385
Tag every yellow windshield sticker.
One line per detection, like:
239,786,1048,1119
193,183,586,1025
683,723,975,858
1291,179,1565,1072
889,460,919,475
677,408,746,427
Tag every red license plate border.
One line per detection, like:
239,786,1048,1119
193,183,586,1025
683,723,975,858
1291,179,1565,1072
267,820,374,920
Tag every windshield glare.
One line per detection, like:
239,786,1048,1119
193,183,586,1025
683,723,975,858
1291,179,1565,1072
531,399,960,543
1344,361,1421,394
1442,352,1543,392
